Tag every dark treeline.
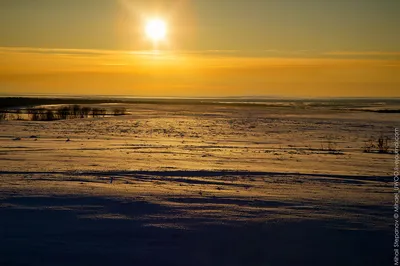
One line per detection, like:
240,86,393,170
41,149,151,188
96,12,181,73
368,109,400,113
0,97,127,110
0,97,221,110
3,97,400,112
0,105,127,121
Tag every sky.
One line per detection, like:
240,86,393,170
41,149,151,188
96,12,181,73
0,0,399,97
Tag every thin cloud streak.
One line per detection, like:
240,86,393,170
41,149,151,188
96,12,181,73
2,46,400,60
325,51,400,56
2,46,400,61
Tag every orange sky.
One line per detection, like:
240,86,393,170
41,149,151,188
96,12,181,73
0,0,399,97
0,47,399,97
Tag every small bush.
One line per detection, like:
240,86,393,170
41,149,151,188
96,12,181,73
45,110,55,121
363,138,375,153
99,108,107,117
56,106,70,120
81,107,92,118
377,135,390,153
15,109,22,120
92,108,101,117
113,107,126,116
0,112,6,121
72,105,81,118
28,109,40,121
363,134,391,154
321,134,342,154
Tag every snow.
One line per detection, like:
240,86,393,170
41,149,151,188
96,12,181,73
0,102,397,265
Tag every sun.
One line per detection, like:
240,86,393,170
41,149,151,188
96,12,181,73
145,19,167,42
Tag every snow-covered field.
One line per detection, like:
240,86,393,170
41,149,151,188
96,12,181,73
0,102,397,265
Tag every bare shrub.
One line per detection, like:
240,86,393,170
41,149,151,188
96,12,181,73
363,134,391,154
72,104,81,118
377,135,390,153
92,108,101,117
36,108,47,121
45,109,55,121
81,107,92,118
28,109,40,121
0,112,6,121
321,134,342,154
15,109,22,120
56,106,70,120
99,108,107,117
113,107,126,116
363,138,375,153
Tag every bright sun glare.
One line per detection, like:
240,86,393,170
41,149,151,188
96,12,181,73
145,19,167,42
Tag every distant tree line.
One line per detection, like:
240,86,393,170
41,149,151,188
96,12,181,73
0,105,126,121
0,96,234,111
0,97,126,110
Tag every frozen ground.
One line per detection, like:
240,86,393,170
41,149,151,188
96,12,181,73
0,102,397,265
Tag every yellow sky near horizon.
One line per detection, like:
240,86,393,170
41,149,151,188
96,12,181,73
1,1,400,97
0,47,399,97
